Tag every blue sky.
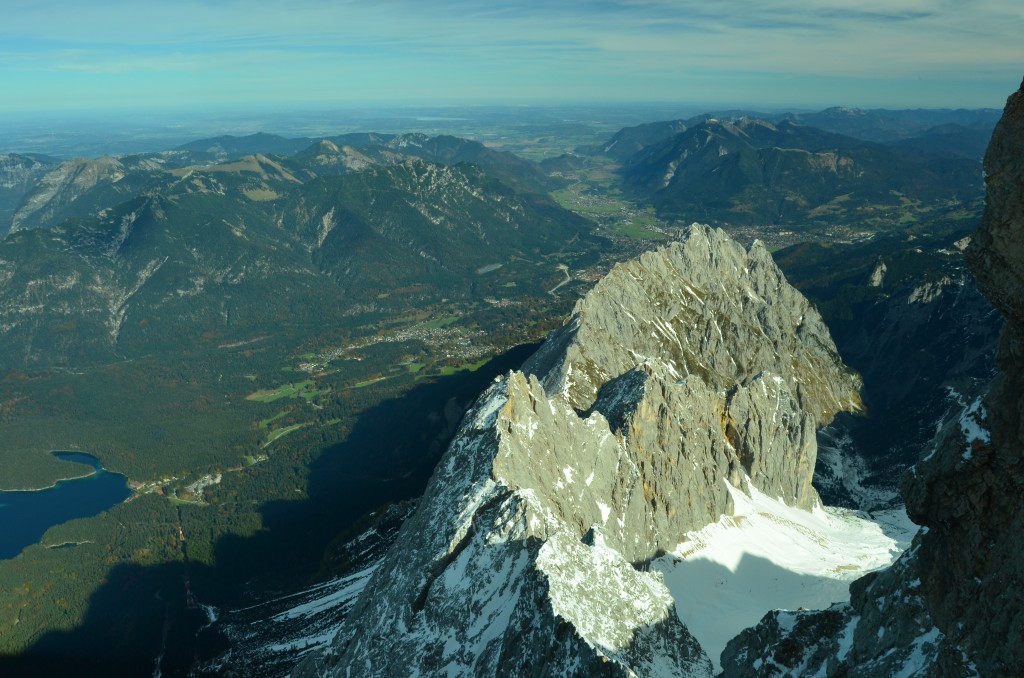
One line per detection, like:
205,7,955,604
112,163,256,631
2,0,1022,113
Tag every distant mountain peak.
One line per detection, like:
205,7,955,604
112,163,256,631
316,139,340,153
823,105,867,115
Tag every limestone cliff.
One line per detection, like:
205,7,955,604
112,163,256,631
917,76,1024,675
294,224,861,677
721,78,1024,677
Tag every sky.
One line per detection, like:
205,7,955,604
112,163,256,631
2,0,1022,114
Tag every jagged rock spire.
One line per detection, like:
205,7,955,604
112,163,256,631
296,224,861,677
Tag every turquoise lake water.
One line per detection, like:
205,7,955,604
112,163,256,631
0,452,131,560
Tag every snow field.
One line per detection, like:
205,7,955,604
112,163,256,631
655,480,913,671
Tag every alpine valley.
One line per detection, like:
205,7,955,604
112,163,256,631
0,90,1017,677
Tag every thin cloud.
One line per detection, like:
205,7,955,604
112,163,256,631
1,0,1021,110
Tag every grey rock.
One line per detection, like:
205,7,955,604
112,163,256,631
524,225,861,425
908,77,1024,676
967,80,1024,329
720,538,973,677
296,225,860,677
298,371,715,677
907,276,959,305
867,259,886,288
10,156,126,232
0,153,55,236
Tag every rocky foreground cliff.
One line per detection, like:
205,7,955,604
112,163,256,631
722,80,1024,677
294,224,864,676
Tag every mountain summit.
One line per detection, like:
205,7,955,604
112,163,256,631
295,224,863,676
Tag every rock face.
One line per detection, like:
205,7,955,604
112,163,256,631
867,259,886,287
918,77,1024,675
722,78,1024,677
0,153,56,235
295,224,861,677
524,228,861,426
10,157,125,232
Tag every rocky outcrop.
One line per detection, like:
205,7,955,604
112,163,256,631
719,539,972,677
10,157,127,232
5,155,171,236
295,224,861,677
0,153,56,235
523,225,861,425
723,78,1024,677
867,259,886,287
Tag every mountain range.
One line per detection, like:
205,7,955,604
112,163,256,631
0,132,563,239
615,117,983,229
0,97,1016,676
594,107,1000,162
0,127,607,674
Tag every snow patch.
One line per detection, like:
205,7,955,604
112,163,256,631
656,481,901,671
890,626,943,678
958,396,989,461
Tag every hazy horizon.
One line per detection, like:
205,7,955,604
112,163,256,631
0,98,1011,159
3,0,1021,117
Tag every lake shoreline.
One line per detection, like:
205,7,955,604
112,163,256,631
0,468,98,493
0,451,106,492
0,451,132,560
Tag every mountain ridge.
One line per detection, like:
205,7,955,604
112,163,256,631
619,117,983,228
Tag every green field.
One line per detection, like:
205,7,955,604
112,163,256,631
246,380,324,403
421,315,460,329
437,357,492,376
262,422,311,448
258,409,291,429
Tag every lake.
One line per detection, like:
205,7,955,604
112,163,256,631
0,452,132,559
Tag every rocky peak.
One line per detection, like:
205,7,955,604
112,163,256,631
867,258,887,287
524,224,861,423
0,153,52,190
0,153,56,236
10,156,132,233
296,224,861,676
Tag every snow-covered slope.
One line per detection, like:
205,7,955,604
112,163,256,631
208,565,377,677
656,481,913,671
194,503,415,678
